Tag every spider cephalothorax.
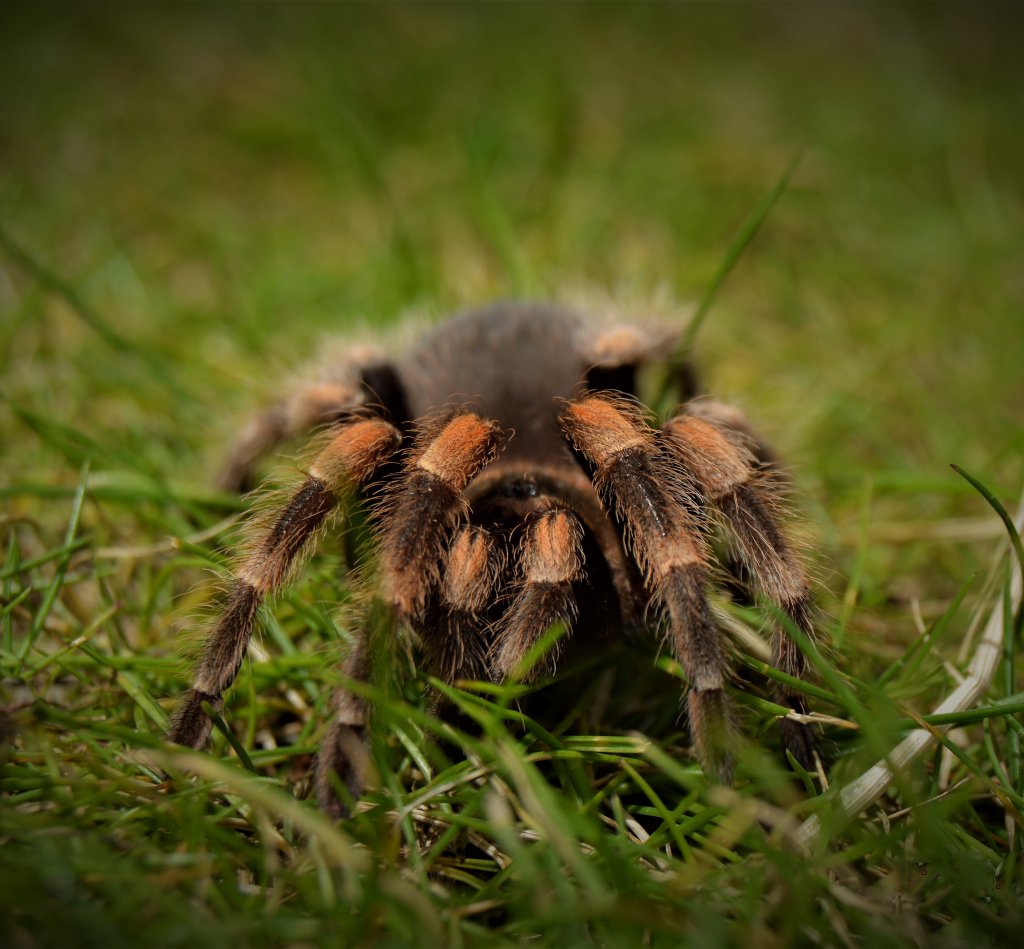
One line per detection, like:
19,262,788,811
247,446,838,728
168,302,819,817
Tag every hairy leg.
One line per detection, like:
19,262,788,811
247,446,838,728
423,525,505,683
315,637,374,820
560,394,735,783
216,350,412,493
377,409,505,617
491,508,584,680
168,417,399,749
216,380,364,493
314,409,504,815
663,408,818,769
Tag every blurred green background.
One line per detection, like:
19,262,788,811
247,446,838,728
2,2,1023,945
3,2,1021,549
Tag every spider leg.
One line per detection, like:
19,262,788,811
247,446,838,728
682,399,778,468
168,417,400,749
216,351,413,493
377,409,505,618
584,322,699,399
423,525,505,683
216,380,363,493
315,637,374,819
491,508,585,680
313,411,504,817
317,524,506,819
560,394,735,783
663,410,818,769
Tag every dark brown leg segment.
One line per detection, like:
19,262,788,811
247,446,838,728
315,638,374,820
561,395,735,783
168,417,400,749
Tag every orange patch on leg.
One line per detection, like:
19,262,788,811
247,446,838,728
417,413,502,489
524,511,583,585
310,418,400,487
560,396,648,468
665,416,751,498
444,527,499,614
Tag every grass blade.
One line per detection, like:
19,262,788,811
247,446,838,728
655,147,803,406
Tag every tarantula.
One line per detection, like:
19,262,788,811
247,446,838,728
168,302,818,817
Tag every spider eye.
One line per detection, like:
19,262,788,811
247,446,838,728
500,477,538,499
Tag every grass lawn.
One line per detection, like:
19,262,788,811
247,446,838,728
2,3,1023,945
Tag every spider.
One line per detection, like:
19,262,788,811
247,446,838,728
167,301,819,817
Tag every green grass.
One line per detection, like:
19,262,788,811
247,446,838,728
2,3,1024,946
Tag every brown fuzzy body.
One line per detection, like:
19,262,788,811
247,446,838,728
169,302,820,815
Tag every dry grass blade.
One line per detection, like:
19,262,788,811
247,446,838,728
797,493,1024,850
